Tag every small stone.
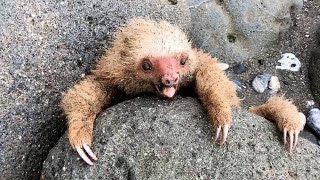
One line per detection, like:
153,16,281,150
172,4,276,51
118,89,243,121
252,73,272,93
288,74,295,80
232,63,247,74
307,108,320,137
232,80,243,91
268,76,281,94
258,59,265,65
168,0,178,5
283,81,289,85
307,100,315,109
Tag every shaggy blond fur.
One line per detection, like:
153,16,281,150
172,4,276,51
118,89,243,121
62,19,240,153
249,96,302,132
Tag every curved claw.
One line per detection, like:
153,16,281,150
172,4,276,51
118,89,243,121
293,130,299,148
76,146,93,165
220,125,229,145
214,125,229,145
283,128,287,145
283,128,300,152
83,144,97,160
214,126,221,142
289,131,294,152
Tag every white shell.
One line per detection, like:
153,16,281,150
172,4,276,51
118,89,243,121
276,53,301,72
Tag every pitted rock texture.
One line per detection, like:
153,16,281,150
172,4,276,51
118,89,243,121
0,1,190,179
42,97,320,180
187,0,303,63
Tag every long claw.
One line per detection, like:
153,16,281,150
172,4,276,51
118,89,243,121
220,125,229,145
83,144,97,161
289,131,294,152
214,126,221,142
293,130,299,148
76,147,93,165
283,128,287,145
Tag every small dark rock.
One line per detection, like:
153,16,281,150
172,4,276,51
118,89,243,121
227,34,236,43
192,152,197,158
283,81,290,85
258,59,265,65
115,157,127,168
163,120,173,127
232,63,247,74
168,0,178,5
128,167,137,180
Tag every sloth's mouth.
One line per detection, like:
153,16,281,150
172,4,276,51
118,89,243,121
155,84,178,98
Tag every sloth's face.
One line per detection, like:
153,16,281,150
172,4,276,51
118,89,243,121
136,53,190,98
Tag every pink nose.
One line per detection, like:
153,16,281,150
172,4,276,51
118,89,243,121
161,73,179,86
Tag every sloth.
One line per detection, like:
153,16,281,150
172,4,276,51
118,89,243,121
62,18,240,165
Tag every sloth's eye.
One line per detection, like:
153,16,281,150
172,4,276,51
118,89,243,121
142,59,152,71
180,55,188,66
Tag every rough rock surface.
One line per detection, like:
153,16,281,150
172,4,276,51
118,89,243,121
42,97,320,180
0,1,190,179
187,0,303,63
309,26,320,112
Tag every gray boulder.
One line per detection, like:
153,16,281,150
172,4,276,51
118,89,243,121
187,0,303,63
42,97,320,179
0,1,190,179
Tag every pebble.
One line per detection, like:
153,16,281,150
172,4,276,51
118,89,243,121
307,108,320,137
288,74,295,80
268,76,280,94
232,80,243,91
258,59,265,65
232,63,247,74
307,100,315,108
283,80,289,85
252,73,272,93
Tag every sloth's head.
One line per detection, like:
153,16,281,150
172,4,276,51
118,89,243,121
113,18,197,97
